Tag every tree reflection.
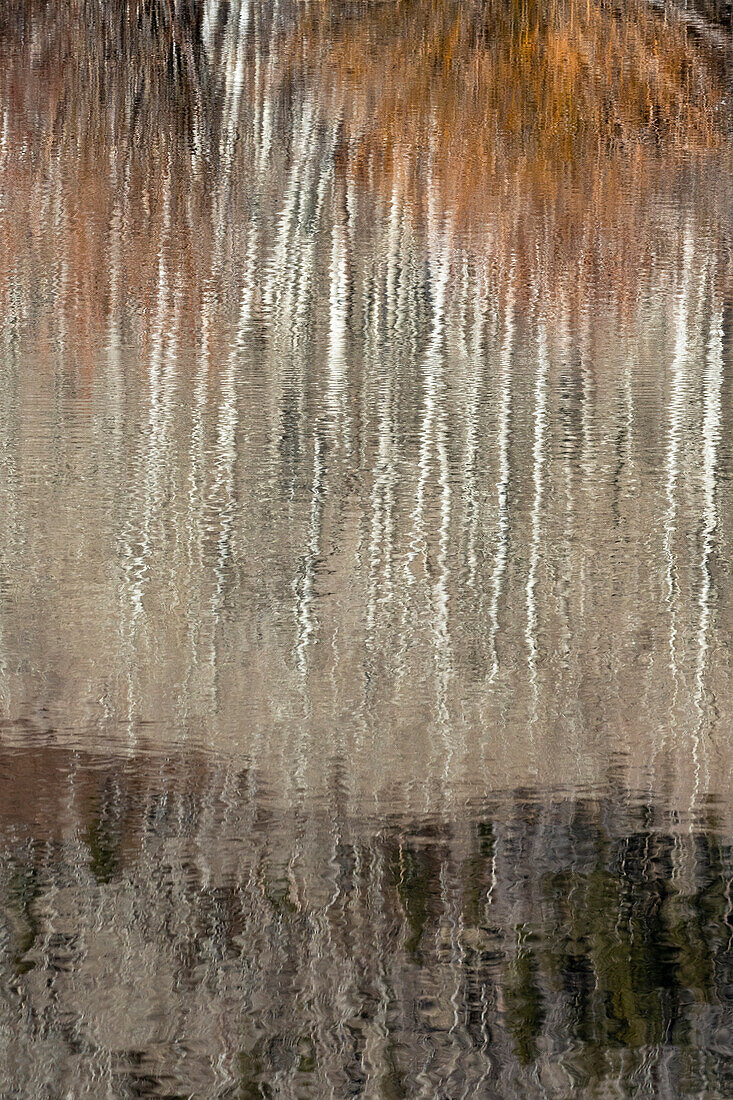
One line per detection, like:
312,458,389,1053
0,751,731,1095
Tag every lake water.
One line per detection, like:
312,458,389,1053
1,0,733,1095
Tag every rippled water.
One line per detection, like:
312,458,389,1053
1,0,733,1095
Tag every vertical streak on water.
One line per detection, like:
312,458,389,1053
380,277,397,625
296,133,337,341
363,265,380,652
663,231,693,743
526,323,549,753
186,293,214,710
129,167,172,626
255,5,276,174
0,106,15,707
221,0,251,147
403,211,450,645
367,181,400,656
367,182,401,656
434,227,454,751
397,174,421,375
291,113,332,339
209,222,258,725
115,165,173,742
692,299,723,804
386,178,402,337
578,301,595,626
342,173,359,461
283,106,333,721
295,433,323,683
327,178,349,418
556,302,577,726
415,209,453,787
251,5,263,173
462,266,487,592
210,254,246,631
266,103,315,319
488,265,516,684
105,148,125,416
104,146,129,731
367,371,394,648
53,148,70,363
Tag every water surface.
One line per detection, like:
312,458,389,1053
1,0,733,1095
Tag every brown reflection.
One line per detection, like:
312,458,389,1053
0,0,731,355
299,0,729,209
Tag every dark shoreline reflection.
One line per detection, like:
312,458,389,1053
0,746,732,1098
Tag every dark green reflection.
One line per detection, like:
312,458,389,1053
1,789,732,1097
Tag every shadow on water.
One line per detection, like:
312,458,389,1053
0,745,732,1097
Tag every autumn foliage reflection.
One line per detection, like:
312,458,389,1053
0,0,731,354
300,0,728,187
